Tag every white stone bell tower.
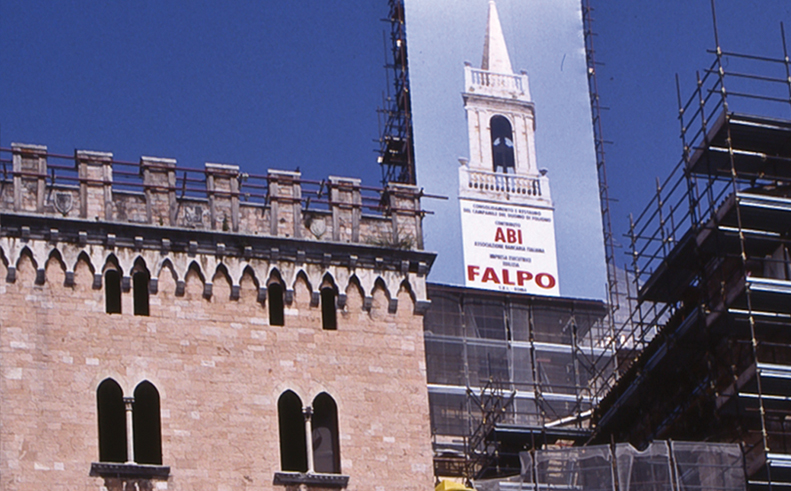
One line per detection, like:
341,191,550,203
458,0,559,296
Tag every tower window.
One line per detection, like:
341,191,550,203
320,287,337,331
97,378,127,463
105,270,122,314
133,271,150,316
268,282,285,326
277,390,341,475
278,390,308,472
133,381,162,465
312,393,340,474
491,115,515,173
95,379,162,466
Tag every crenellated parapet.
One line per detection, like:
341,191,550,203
0,144,435,312
3,143,427,250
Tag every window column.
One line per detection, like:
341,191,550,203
123,396,135,464
303,406,315,473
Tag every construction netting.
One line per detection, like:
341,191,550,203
472,474,526,491
533,445,614,491
616,440,673,491
471,441,745,491
670,442,744,491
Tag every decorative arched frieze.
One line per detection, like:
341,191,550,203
210,263,232,300
238,265,260,303
44,248,67,286
369,278,391,318
0,238,432,312
183,260,207,298
112,248,138,290
220,256,245,299
343,275,364,312
152,258,178,295
292,270,313,307
59,244,85,286
25,241,51,285
195,254,218,299
0,237,23,282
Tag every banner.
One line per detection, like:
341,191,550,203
407,0,607,300
461,199,559,295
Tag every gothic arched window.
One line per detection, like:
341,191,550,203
97,378,127,463
491,115,515,173
105,269,122,314
133,381,162,465
268,279,286,327
320,287,337,331
312,393,341,474
278,390,308,472
133,270,150,316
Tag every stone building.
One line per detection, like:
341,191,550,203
0,143,436,490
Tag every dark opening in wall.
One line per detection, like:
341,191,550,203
97,378,127,463
133,271,150,316
269,282,285,326
133,381,162,465
278,390,307,472
105,270,122,314
312,393,340,474
321,287,337,331
491,115,515,173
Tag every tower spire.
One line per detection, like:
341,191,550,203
481,0,513,74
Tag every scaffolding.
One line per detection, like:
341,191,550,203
589,18,791,491
582,0,621,354
425,284,611,482
377,0,415,186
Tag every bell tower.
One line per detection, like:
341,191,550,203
458,0,559,295
462,0,539,180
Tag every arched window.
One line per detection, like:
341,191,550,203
133,381,162,465
320,287,337,331
278,391,308,472
268,282,285,326
491,115,515,173
133,270,150,316
312,393,340,474
97,378,127,463
105,269,122,314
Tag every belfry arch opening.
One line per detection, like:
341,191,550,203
491,115,515,173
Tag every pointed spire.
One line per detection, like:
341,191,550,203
481,0,513,74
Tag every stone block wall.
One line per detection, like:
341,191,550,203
0,144,436,491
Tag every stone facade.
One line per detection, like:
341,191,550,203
0,143,435,491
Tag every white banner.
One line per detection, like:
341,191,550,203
409,0,607,299
460,199,559,296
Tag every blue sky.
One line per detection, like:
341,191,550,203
2,1,790,283
593,1,791,263
0,1,385,182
